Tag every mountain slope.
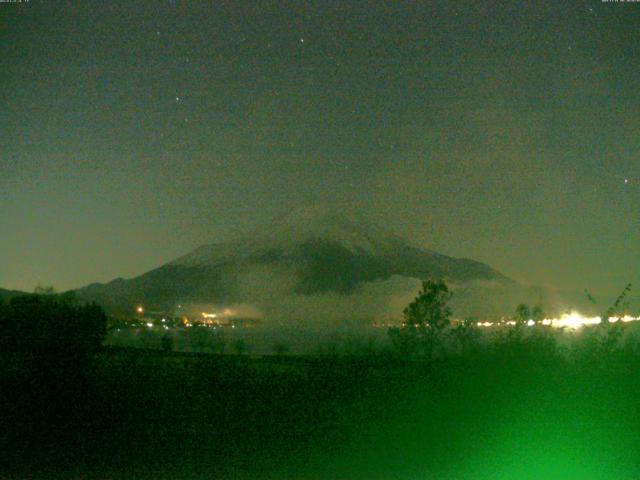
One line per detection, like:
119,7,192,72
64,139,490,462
76,206,513,315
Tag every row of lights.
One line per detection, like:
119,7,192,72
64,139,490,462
475,312,640,330
135,306,638,332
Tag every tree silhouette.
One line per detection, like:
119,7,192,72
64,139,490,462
602,283,632,323
514,304,530,325
599,283,632,354
505,303,531,345
0,292,108,438
234,338,248,355
531,305,545,325
33,285,56,295
0,291,106,357
391,279,452,358
161,332,174,352
272,342,290,356
452,317,479,356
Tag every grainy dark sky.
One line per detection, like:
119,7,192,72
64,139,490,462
1,0,638,294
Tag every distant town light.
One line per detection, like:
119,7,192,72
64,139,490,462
136,306,144,314
469,312,640,330
552,312,601,329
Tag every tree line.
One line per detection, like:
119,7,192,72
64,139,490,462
388,279,635,361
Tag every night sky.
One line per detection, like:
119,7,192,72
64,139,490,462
1,0,638,295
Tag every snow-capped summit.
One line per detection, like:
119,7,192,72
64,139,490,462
172,205,407,268
253,204,401,251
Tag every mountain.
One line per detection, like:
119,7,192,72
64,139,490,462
76,206,514,318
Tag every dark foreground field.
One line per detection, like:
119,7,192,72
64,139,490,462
3,345,640,479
